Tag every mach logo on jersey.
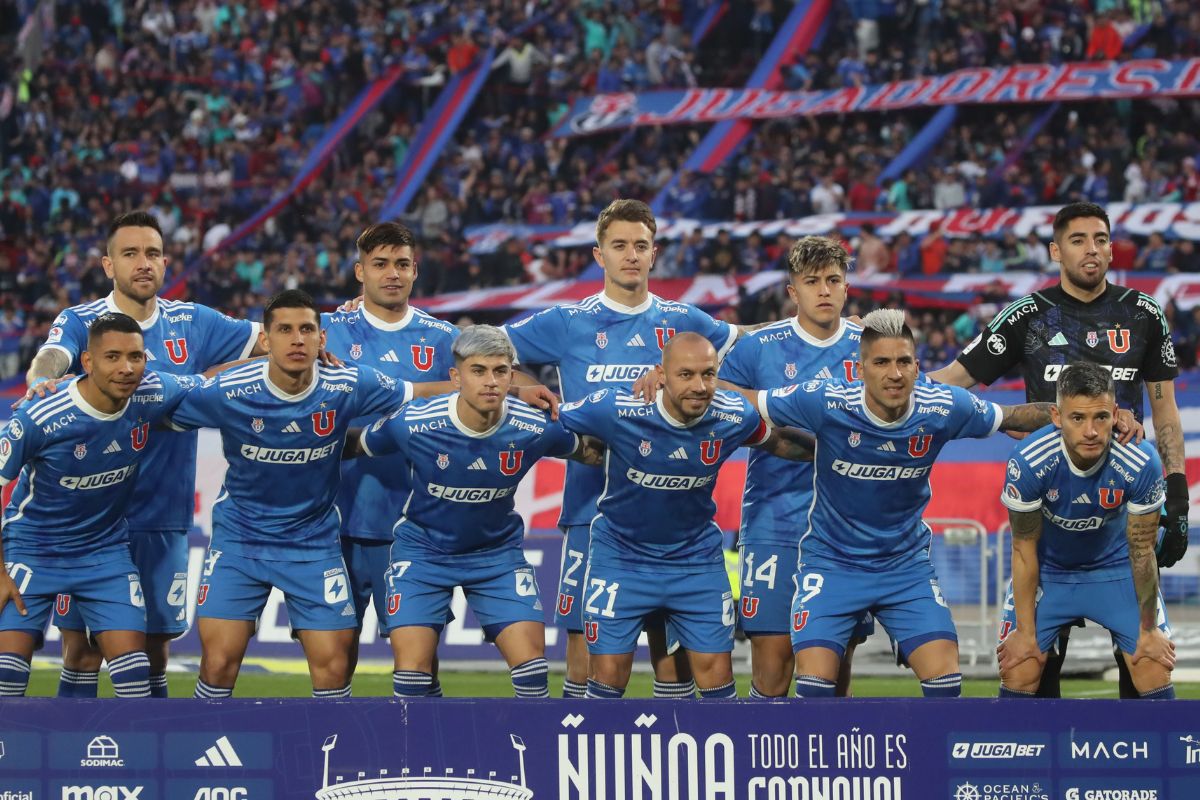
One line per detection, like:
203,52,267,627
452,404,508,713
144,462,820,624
163,338,189,364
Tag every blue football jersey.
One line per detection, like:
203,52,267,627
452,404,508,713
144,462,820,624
502,292,737,527
558,388,768,568
322,305,459,542
761,379,1002,569
721,318,861,547
360,395,578,567
1001,426,1164,582
1,372,196,567
38,293,258,531
166,362,412,560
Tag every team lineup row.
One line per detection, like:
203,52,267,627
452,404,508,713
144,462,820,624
0,200,1188,700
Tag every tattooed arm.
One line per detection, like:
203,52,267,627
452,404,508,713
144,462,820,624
752,426,816,462
997,402,1054,433
1147,380,1189,568
996,509,1046,674
1127,508,1176,670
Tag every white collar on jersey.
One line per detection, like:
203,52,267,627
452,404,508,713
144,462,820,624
448,391,509,438
860,392,915,429
789,317,848,348
361,303,415,331
598,291,654,315
263,362,321,403
68,377,130,421
1060,438,1107,477
104,292,160,331
655,389,706,428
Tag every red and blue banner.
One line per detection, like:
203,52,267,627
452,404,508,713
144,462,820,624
553,57,1200,137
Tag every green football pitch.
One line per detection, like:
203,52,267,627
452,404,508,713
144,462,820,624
23,665,1200,699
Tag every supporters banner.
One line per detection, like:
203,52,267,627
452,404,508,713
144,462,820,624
552,57,1200,137
1,696,1199,798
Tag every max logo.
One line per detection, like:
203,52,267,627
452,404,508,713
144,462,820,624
56,594,71,616
740,597,759,618
312,410,336,436
1107,329,1130,353
411,345,435,371
557,594,574,615
793,610,809,632
499,450,524,476
585,621,599,643
908,435,932,457
163,338,189,365
130,423,149,451
843,360,860,381
1099,488,1125,508
655,327,676,350
700,439,723,465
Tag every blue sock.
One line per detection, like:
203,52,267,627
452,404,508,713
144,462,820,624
585,679,625,699
1140,684,1175,700
194,679,233,699
393,670,433,698
427,678,443,697
148,673,169,698
999,684,1036,698
699,680,737,699
652,679,695,698
921,673,962,698
57,668,99,698
795,675,837,698
0,653,31,697
107,651,150,698
511,657,550,698
313,685,351,699
562,679,587,698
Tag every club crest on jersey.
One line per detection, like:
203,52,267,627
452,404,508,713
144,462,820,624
784,362,797,379
1099,487,1125,508
557,594,574,615
1047,489,1059,502
741,597,759,618
793,610,809,632
499,449,524,475
655,327,676,350
56,594,71,616
388,594,402,615
585,621,599,643
163,338,189,365
1086,331,1099,348
1107,328,1130,353
349,343,362,360
843,360,860,381
908,435,932,457
312,410,336,436
74,443,87,460
196,584,209,605
638,439,652,456
252,418,265,434
411,345,435,371
437,453,450,469
595,331,608,349
848,431,861,448
700,438,723,465
130,422,149,451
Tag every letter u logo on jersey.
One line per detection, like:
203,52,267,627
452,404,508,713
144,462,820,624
655,327,676,350
163,338,189,365
56,594,71,616
499,449,524,475
312,410,336,436
1099,488,1125,508
700,439,723,465
196,584,210,606
411,345,435,371
557,593,574,615
908,435,932,458
585,621,599,643
793,610,809,632
388,593,402,615
130,423,149,451
741,596,759,619
1107,328,1130,353
843,360,860,381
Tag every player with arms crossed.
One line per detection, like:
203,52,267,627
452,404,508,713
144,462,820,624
997,362,1175,699
347,326,601,699
558,332,816,698
929,201,1187,698
748,309,1052,698
0,314,200,697
502,200,739,699
322,223,459,686
23,211,260,698
719,235,869,698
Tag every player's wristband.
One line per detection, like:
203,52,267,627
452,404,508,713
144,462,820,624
1166,472,1189,501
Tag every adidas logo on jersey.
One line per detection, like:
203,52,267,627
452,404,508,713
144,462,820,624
380,350,400,363
1073,492,1092,504
626,334,646,347
814,367,833,379
876,441,896,452
281,421,302,433
468,457,488,470
103,440,122,454
1048,332,1068,346
668,447,688,460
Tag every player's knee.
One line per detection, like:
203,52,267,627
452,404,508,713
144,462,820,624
61,637,103,672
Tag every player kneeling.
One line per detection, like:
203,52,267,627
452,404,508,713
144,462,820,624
997,362,1176,699
348,325,601,699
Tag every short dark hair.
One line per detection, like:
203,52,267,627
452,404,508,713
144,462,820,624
87,312,143,348
107,211,164,252
263,289,320,329
356,222,417,260
1052,202,1110,241
596,199,657,245
1056,361,1115,406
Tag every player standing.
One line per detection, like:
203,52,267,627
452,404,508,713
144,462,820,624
501,200,739,698
929,201,1188,698
0,314,198,697
997,362,1175,699
24,211,259,697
